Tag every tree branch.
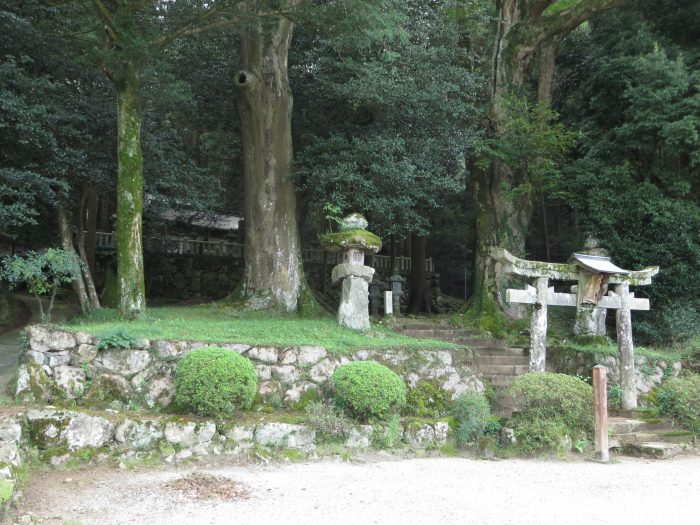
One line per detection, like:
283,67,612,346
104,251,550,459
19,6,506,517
512,0,627,55
151,1,305,50
92,0,118,42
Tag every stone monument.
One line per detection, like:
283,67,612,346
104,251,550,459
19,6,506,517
320,214,382,330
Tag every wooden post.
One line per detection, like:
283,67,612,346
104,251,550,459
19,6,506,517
615,282,637,410
529,277,549,372
592,365,609,462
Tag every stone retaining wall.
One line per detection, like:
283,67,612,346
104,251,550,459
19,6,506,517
16,326,483,410
547,347,681,394
0,407,453,512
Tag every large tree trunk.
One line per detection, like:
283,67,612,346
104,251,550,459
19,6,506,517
407,234,431,314
468,0,625,318
57,205,91,314
115,66,146,319
234,9,304,311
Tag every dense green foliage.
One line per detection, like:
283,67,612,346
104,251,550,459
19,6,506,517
293,0,483,238
451,390,490,446
331,361,407,420
174,347,257,417
406,380,451,417
655,374,700,432
507,373,593,454
555,2,700,343
0,249,81,322
1,0,697,344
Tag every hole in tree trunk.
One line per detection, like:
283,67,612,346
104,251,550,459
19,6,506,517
237,73,247,84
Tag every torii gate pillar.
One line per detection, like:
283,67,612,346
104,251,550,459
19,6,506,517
492,247,658,410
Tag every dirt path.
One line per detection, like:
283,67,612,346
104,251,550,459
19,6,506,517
12,454,700,525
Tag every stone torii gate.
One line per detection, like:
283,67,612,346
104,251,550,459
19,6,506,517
492,247,659,410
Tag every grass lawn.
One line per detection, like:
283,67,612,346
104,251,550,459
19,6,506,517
60,303,461,354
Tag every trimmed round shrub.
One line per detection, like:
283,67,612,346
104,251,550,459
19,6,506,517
507,373,593,453
452,390,491,446
331,361,406,420
174,347,257,417
655,374,700,432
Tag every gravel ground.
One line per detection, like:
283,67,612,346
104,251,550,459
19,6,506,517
12,454,700,525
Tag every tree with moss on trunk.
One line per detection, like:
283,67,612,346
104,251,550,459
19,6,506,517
89,0,288,319
465,0,627,324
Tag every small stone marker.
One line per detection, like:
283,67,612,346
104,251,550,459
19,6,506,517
592,365,609,462
384,291,393,315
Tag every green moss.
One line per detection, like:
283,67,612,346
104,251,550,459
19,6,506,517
26,414,70,449
0,479,14,505
406,380,450,417
15,362,51,403
39,445,70,462
297,282,325,319
81,376,130,410
319,229,382,253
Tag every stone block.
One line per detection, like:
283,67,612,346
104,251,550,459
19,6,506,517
164,421,216,448
52,365,87,400
28,326,76,352
297,346,327,366
114,419,164,450
255,423,315,451
94,349,151,377
70,344,98,366
248,347,279,364
83,374,133,409
345,426,372,449
256,365,272,381
48,352,70,368
15,363,51,403
64,413,114,451
272,365,300,384
309,358,338,383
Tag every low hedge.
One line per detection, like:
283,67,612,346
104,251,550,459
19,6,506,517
507,373,593,453
331,361,406,420
174,347,257,417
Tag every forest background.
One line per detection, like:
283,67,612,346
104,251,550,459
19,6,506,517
1,0,698,345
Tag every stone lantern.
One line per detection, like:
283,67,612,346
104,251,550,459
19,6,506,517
320,213,382,330
389,271,404,315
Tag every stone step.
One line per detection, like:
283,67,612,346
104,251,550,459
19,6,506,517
473,355,530,366
452,338,510,348
608,417,673,434
484,375,519,387
477,364,529,376
616,431,695,445
621,442,691,460
474,347,529,357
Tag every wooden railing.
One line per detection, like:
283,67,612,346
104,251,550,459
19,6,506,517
94,232,433,272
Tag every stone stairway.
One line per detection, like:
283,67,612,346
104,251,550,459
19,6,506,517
395,321,529,417
609,413,697,459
